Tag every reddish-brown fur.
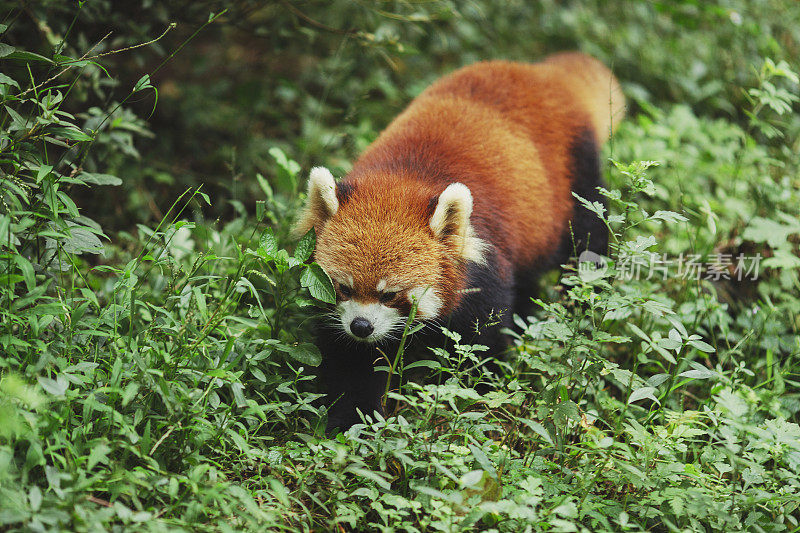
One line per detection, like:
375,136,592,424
312,52,624,314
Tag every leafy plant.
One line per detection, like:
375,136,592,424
1,1,799,531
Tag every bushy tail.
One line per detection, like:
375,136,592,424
545,52,626,145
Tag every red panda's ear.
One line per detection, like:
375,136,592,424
292,167,338,238
429,183,488,264
430,183,473,240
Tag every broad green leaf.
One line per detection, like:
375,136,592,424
49,125,92,142
294,228,316,262
36,164,53,183
688,339,715,353
0,72,19,88
63,226,103,254
519,418,554,444
78,172,122,186
301,264,335,304
38,375,68,396
628,386,659,404
647,373,670,387
29,486,42,511
345,466,392,490
13,254,35,291
743,216,800,248
627,323,651,342
468,443,497,477
459,469,484,487
553,400,580,425
404,359,441,371
87,443,111,470
651,210,688,223
230,382,247,408
6,50,53,63
282,342,322,366
679,367,717,380
763,249,800,269
259,228,278,258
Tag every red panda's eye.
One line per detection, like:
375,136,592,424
339,284,352,298
379,291,398,303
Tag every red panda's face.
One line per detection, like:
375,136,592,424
315,217,446,343
294,167,487,343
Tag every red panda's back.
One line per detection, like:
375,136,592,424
350,53,624,271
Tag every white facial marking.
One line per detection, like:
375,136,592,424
376,278,387,292
408,286,443,319
339,300,402,343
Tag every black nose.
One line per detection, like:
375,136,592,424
350,317,374,338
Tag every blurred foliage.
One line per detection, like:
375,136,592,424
1,0,800,531
4,0,800,226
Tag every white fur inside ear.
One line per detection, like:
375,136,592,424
430,183,489,264
430,183,472,238
308,166,338,217
292,166,338,238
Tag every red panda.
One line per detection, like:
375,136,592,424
294,52,625,431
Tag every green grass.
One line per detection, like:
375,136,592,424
1,1,799,531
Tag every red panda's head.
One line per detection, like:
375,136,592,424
294,167,487,343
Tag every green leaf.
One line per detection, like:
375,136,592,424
133,74,153,92
345,466,392,490
404,359,441,371
29,486,42,512
132,74,158,117
628,386,659,404
519,418,554,444
294,228,316,262
301,264,336,304
627,323,651,342
679,367,717,380
5,50,53,63
762,249,800,269
0,72,19,89
49,125,92,142
78,172,122,186
743,216,800,248
468,443,497,477
646,373,670,387
63,226,104,255
0,43,14,58
650,210,688,223
256,173,274,200
553,400,580,425
13,254,35,291
230,382,247,408
459,469,484,487
258,228,278,258
38,376,68,396
87,443,111,470
688,339,715,353
36,164,53,183
281,342,322,367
